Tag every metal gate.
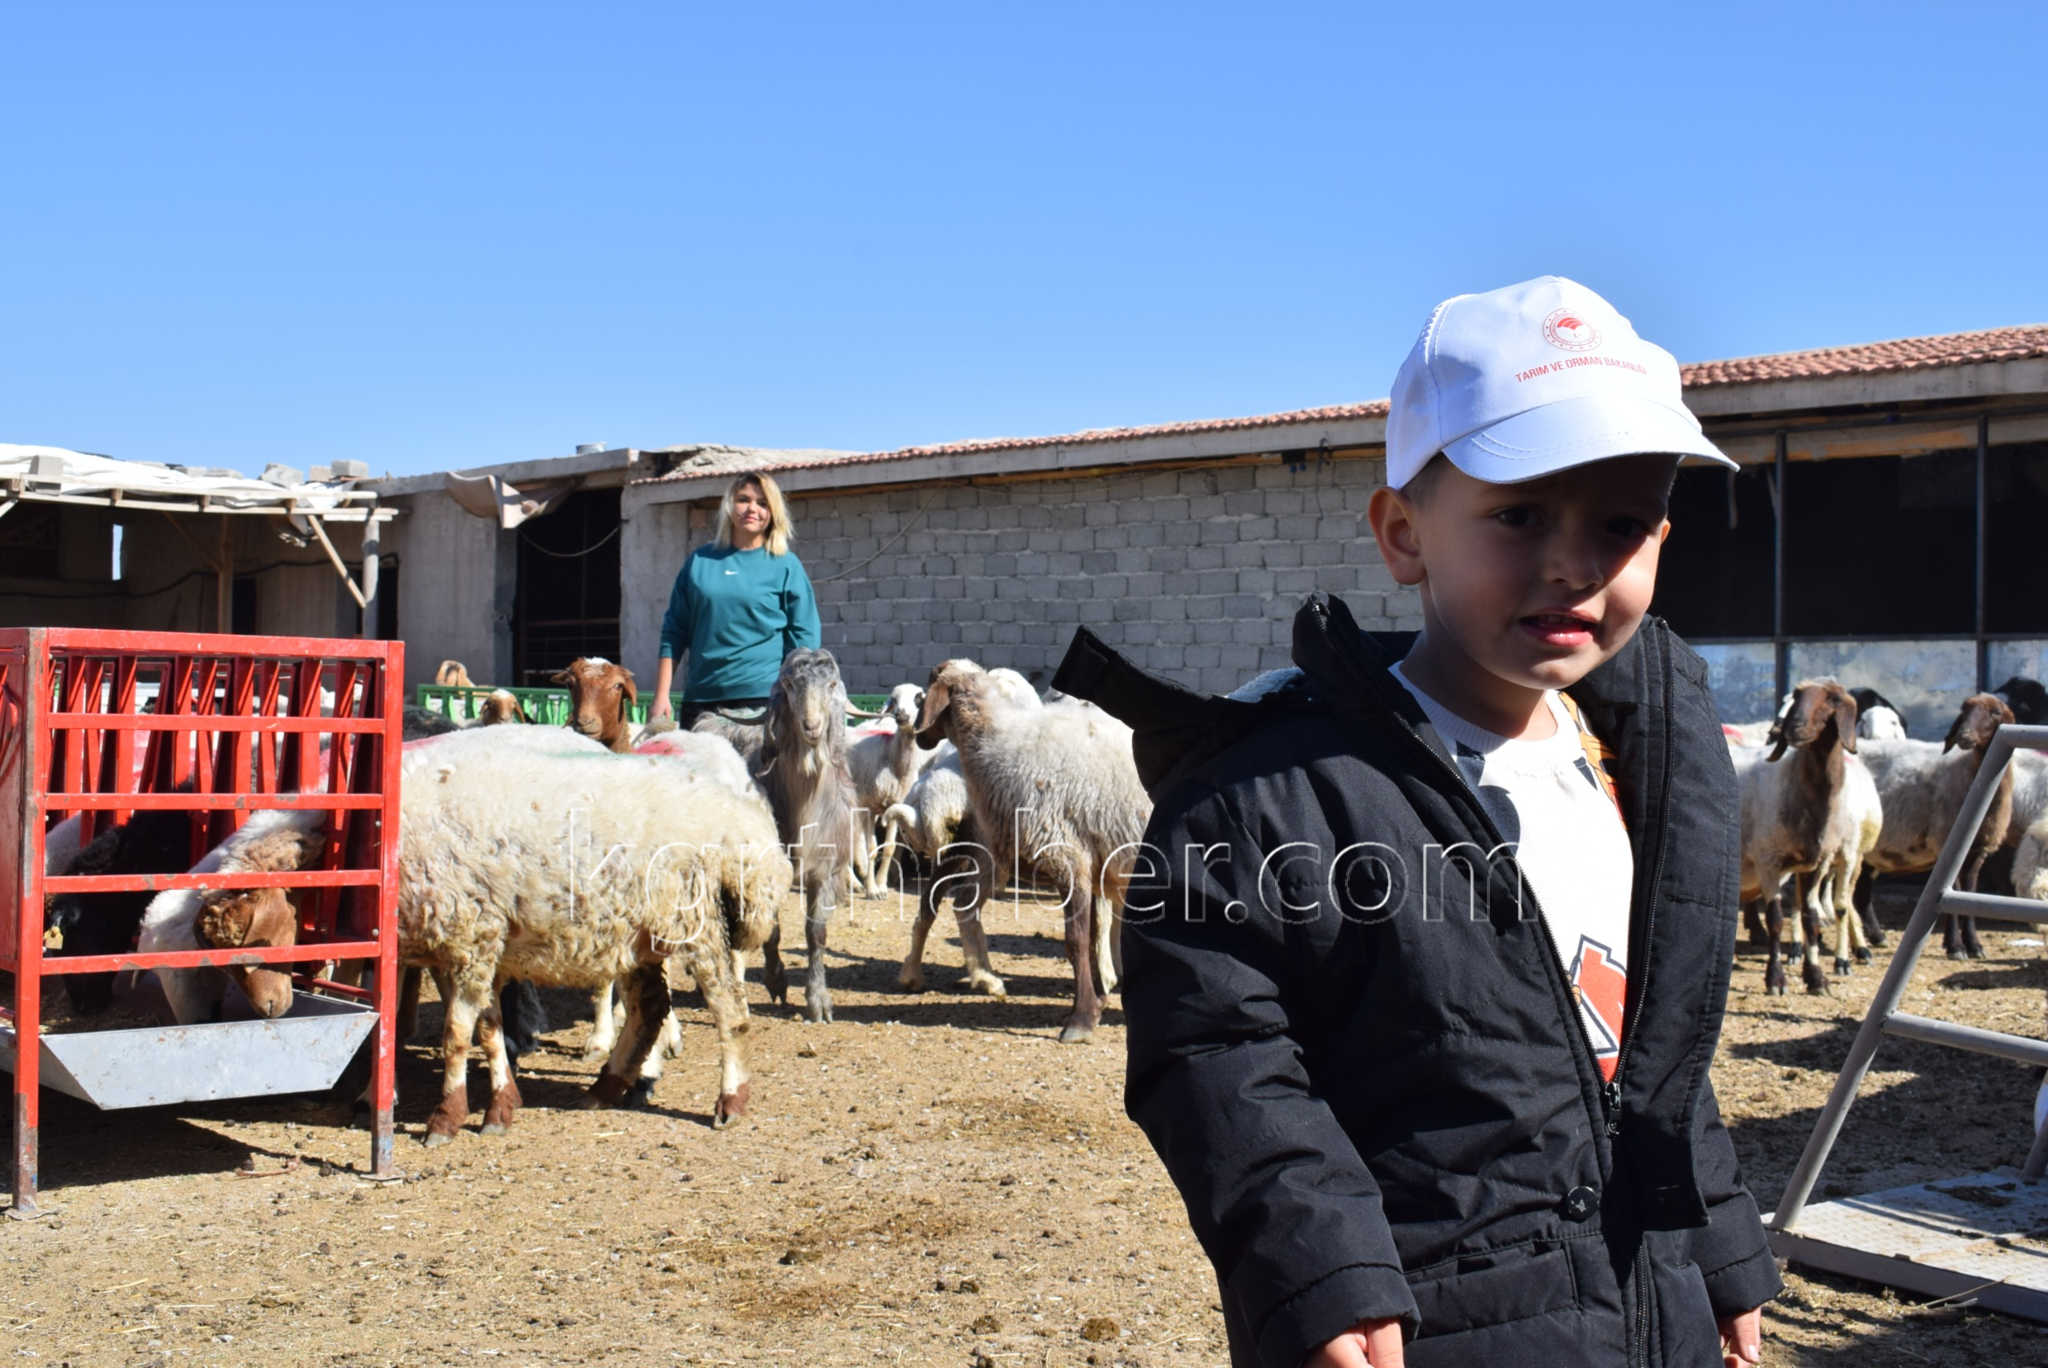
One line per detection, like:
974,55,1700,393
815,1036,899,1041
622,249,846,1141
1768,722,2048,1318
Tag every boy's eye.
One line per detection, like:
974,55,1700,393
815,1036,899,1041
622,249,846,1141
1492,506,1537,529
1606,515,1657,538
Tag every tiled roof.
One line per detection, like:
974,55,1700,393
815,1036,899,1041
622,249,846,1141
1679,324,2048,388
635,324,2048,486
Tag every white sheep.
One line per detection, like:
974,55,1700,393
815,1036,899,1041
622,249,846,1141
1732,679,1861,995
1855,693,2018,960
846,683,933,897
910,658,1152,1043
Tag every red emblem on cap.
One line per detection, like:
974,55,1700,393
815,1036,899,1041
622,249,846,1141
1543,308,1601,352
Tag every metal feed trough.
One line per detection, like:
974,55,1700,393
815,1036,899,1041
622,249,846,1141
0,629,403,1217
1768,721,2048,1319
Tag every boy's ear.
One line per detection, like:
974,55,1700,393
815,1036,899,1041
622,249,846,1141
1366,486,1427,586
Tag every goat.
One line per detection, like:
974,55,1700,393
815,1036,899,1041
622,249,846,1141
750,649,860,1023
401,689,528,742
435,660,476,689
914,658,1152,1042
1733,679,1859,996
1856,693,2018,960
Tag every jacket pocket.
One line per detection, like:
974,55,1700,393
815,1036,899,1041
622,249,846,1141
1403,1239,1596,1367
1647,1253,1725,1367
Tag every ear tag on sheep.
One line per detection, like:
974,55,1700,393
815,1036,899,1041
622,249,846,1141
43,925,63,951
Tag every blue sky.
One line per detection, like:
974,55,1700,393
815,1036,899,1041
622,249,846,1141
8,3,2044,479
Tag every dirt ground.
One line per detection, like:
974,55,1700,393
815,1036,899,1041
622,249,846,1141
8,880,2048,1368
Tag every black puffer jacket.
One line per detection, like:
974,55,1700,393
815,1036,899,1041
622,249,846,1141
1052,595,1781,1368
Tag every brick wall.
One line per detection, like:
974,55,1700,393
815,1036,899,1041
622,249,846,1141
638,455,1421,696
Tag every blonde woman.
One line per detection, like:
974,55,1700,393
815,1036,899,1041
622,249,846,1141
650,472,822,727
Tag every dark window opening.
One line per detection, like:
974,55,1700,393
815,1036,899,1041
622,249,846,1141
1783,451,1973,637
1986,441,2048,633
1654,463,1776,638
0,503,63,579
353,559,400,640
231,574,259,635
513,487,621,685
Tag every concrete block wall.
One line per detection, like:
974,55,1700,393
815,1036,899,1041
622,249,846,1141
626,456,1419,697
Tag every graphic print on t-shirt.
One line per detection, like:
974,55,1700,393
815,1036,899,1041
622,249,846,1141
1569,936,1627,1080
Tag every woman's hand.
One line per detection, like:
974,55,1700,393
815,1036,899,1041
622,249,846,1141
649,696,673,723
1306,1319,1404,1367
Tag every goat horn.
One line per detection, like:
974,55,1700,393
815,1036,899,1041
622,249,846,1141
712,706,771,725
842,703,885,719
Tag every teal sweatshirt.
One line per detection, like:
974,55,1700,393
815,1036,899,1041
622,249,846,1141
657,544,822,700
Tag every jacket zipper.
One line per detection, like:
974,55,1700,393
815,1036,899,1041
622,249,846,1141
1309,599,1675,1368
1308,599,1618,1144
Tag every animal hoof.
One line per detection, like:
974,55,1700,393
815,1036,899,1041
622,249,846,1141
1854,947,1872,964
1766,982,1787,998
623,1078,656,1109
1833,959,1852,977
967,972,1007,998
422,1130,455,1149
583,1074,631,1108
715,1082,751,1128
479,1121,508,1136
896,968,925,994
1968,947,1989,961
1947,947,1969,961
579,1045,612,1064
1057,1024,1095,1045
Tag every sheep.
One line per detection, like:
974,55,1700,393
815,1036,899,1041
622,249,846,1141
888,668,1046,998
555,657,639,752
402,689,528,741
578,725,762,1068
43,803,199,1016
1855,693,2018,960
1848,686,1909,741
1732,679,1860,996
1812,749,1883,975
137,806,333,1025
1994,676,2048,727
847,683,932,896
194,728,792,1143
912,658,1152,1043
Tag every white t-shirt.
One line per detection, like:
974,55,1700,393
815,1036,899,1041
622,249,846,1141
1389,663,1634,1081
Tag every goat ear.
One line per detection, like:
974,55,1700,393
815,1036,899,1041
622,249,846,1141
512,699,531,723
196,892,249,949
1764,716,1788,762
914,675,952,747
550,668,574,687
617,669,638,706
1835,693,1858,753
1943,710,1967,754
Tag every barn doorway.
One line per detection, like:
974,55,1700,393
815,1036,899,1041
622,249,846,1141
513,486,621,685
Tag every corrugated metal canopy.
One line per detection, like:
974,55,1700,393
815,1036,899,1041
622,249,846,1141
0,445,394,521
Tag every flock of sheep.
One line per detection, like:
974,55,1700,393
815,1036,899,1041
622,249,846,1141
40,644,2048,1151
1729,676,2048,996
41,647,1155,1147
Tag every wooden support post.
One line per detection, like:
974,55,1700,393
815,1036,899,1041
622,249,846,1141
360,517,381,638
216,519,233,634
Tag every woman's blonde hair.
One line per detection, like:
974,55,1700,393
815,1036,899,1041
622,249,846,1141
713,471,794,555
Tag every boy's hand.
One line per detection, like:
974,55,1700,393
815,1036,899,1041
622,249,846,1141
1306,1318,1404,1367
1718,1307,1762,1366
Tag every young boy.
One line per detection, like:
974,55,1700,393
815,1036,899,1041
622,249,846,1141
1054,277,1780,1366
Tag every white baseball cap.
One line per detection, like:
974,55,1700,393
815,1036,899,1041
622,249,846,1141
1385,275,1734,488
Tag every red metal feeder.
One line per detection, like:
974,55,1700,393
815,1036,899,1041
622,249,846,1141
0,628,403,1216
